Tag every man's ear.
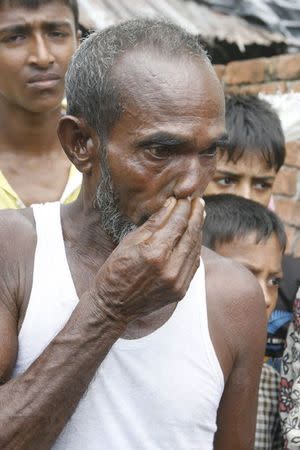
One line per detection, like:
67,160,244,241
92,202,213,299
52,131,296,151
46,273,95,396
76,29,82,47
58,115,100,174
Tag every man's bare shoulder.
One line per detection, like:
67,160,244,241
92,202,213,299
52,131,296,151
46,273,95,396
0,208,36,259
0,208,37,325
202,246,266,368
202,246,264,309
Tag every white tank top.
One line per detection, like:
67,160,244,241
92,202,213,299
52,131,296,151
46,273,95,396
13,202,224,450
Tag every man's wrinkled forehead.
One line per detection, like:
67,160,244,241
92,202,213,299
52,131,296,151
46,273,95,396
112,46,225,123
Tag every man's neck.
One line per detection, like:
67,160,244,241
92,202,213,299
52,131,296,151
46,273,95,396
0,101,63,156
62,196,117,265
61,195,178,340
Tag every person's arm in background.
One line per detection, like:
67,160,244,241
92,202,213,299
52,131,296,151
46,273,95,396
280,288,300,449
272,408,284,450
254,364,283,450
271,366,284,450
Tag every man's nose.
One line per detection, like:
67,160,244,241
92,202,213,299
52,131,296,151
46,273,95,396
173,157,203,199
238,181,252,200
259,282,273,316
28,35,54,68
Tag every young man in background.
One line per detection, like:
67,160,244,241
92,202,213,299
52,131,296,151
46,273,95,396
205,94,285,204
203,193,286,450
0,0,81,208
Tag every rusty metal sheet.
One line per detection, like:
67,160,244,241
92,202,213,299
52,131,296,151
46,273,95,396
77,0,293,50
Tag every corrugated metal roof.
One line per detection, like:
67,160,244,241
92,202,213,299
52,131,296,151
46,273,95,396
77,0,294,51
198,0,300,40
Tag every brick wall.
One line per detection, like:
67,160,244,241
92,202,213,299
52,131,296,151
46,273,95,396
214,54,300,256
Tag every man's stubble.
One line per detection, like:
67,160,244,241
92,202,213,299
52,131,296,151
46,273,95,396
94,153,137,244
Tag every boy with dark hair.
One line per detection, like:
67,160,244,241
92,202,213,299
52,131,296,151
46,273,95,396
205,93,300,368
0,0,81,207
205,94,285,205
203,193,286,450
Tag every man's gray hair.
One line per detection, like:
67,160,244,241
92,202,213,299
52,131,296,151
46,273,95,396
66,18,208,142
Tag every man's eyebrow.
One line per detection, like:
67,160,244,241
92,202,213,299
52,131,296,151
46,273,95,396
253,176,276,181
215,170,240,177
0,20,72,34
198,133,229,154
243,263,259,274
136,132,228,150
136,132,188,149
0,24,29,34
271,271,283,277
241,260,283,276
215,171,275,181
44,21,73,29
215,133,228,148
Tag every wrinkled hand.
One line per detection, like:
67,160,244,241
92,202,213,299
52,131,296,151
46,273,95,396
91,197,205,326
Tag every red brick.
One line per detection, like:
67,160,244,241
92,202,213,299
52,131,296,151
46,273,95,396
268,53,300,81
287,80,300,93
235,81,286,95
274,198,300,227
284,225,296,254
260,81,286,94
285,142,300,168
214,64,226,81
273,167,297,196
224,58,268,85
231,84,262,95
224,86,242,94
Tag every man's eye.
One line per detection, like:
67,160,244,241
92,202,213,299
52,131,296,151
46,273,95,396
199,146,217,158
269,277,282,287
254,181,272,190
49,31,69,38
216,177,235,186
3,34,25,43
146,147,170,159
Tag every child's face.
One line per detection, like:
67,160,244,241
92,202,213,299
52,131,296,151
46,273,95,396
205,151,277,207
215,232,283,319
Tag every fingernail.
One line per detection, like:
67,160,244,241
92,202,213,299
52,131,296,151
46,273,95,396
200,198,205,208
164,197,175,208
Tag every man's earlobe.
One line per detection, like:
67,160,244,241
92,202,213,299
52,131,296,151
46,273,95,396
76,29,82,47
58,116,99,174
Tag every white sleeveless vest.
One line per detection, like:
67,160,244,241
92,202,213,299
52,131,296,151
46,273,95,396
13,202,224,450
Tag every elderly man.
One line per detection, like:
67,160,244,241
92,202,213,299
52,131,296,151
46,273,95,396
0,20,265,450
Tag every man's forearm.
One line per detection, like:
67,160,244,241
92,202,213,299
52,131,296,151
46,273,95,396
0,293,124,450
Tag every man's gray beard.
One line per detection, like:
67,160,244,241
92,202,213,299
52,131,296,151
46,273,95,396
94,159,137,244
